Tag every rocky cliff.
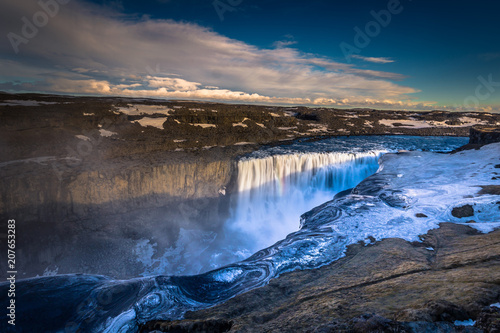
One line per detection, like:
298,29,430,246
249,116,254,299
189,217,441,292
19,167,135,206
470,126,500,144
142,223,500,333
139,137,500,333
1,92,499,279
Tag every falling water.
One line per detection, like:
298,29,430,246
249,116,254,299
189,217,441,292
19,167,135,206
227,151,384,256
2,136,477,333
133,136,471,276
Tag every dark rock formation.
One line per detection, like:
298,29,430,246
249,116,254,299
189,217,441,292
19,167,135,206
470,127,500,144
142,223,500,332
475,306,500,332
1,92,499,279
451,205,474,218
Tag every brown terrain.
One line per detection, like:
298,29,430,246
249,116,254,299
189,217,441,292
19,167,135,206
1,93,499,333
141,223,500,333
140,129,500,332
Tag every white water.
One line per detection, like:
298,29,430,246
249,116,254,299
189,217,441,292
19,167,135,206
227,151,385,255
12,136,488,333
133,136,469,276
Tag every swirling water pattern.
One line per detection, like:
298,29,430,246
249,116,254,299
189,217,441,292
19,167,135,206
6,136,498,333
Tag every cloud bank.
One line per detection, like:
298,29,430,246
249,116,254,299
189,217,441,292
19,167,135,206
0,0,469,110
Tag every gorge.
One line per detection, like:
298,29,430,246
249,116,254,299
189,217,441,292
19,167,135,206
0,94,499,333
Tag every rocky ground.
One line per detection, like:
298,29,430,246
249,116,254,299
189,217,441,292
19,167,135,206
1,92,499,280
2,91,499,223
138,132,500,333
1,92,499,163
141,222,500,333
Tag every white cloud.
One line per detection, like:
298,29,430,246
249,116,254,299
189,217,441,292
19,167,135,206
350,55,395,64
0,0,447,110
273,40,298,48
147,77,201,91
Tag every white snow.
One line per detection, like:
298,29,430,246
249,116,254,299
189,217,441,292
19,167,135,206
233,118,250,127
269,112,281,117
379,117,489,128
76,135,91,141
99,129,117,137
83,113,95,116
310,144,500,242
134,117,167,129
117,104,172,116
234,142,256,145
307,124,328,133
192,123,216,128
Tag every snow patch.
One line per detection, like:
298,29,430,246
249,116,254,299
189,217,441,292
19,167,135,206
99,129,117,137
379,117,489,128
192,123,216,128
76,135,91,141
117,104,172,116
234,142,256,145
134,117,167,129
233,118,250,127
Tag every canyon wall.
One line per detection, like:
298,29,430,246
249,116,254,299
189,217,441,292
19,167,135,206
0,153,237,278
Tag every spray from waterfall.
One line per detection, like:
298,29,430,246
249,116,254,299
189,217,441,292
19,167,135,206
224,151,385,258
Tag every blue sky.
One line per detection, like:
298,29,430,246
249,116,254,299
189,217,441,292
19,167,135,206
2,0,500,111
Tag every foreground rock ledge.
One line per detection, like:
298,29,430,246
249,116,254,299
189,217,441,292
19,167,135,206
141,223,500,332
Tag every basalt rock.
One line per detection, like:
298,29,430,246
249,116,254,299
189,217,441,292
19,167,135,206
142,223,500,332
451,205,475,218
470,127,500,145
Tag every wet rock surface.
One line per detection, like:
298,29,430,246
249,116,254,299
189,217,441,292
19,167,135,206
142,223,500,332
451,205,475,218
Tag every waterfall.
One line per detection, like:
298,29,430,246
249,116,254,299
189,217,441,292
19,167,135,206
5,136,473,333
226,150,386,257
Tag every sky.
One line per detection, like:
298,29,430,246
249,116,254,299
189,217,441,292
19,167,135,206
1,0,500,111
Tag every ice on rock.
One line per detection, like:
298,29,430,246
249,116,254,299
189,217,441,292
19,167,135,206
9,137,500,333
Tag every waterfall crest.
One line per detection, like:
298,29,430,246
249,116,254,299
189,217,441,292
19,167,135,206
227,151,385,255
